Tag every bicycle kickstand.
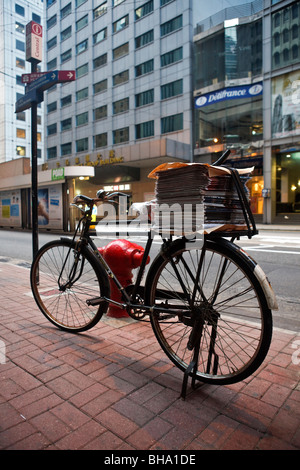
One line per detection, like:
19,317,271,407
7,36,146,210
180,338,202,400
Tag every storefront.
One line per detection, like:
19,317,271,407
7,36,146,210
194,82,264,215
272,71,300,217
0,165,94,231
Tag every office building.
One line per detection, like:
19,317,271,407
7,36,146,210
0,0,44,164
193,0,300,223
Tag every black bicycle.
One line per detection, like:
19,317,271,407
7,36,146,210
30,150,276,397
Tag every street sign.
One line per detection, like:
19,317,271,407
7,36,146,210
15,89,43,113
27,70,75,93
21,72,48,84
26,21,42,62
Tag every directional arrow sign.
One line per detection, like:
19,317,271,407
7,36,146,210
15,70,75,113
27,70,75,93
15,89,43,113
21,72,48,84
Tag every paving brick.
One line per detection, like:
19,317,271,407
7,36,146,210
0,261,299,451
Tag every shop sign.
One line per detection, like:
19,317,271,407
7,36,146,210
51,168,65,181
195,83,263,108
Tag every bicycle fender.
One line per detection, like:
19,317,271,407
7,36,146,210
253,264,278,310
212,238,278,311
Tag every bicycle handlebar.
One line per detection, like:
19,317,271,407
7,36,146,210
212,149,231,167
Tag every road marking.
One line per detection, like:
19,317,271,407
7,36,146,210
243,247,300,255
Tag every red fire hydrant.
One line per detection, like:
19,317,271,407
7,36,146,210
98,239,150,318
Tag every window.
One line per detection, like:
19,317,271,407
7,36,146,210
32,13,41,23
16,146,26,156
15,4,25,16
76,112,88,126
94,105,107,120
161,113,183,134
47,101,57,113
113,97,129,114
76,39,88,55
61,118,72,131
76,15,88,31
76,0,87,7
113,127,129,144
15,22,24,34
47,58,57,70
47,123,57,135
113,15,129,33
93,28,107,44
93,53,107,69
16,112,26,122
135,30,153,49
135,1,153,20
135,89,154,107
161,79,183,99
47,36,57,50
47,14,57,29
16,75,25,86
47,147,57,159
135,59,154,77
76,87,88,101
61,143,72,156
161,0,174,5
114,0,126,6
61,3,71,19
113,69,129,86
93,2,107,19
160,15,182,37
16,128,26,139
161,47,182,66
16,40,25,52
61,95,72,107
61,26,72,41
136,120,154,139
77,63,88,78
113,42,129,59
94,79,107,94
61,49,72,63
94,133,107,148
16,57,25,69
76,138,88,152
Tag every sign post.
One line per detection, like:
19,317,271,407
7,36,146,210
16,21,75,261
26,21,43,261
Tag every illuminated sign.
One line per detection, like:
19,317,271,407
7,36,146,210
195,83,263,108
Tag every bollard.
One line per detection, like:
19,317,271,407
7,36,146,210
98,239,150,318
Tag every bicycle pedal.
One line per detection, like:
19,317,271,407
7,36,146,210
86,297,106,306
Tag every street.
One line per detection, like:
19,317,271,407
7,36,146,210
0,227,299,333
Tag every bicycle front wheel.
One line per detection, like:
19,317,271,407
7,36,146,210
31,239,110,332
145,237,273,385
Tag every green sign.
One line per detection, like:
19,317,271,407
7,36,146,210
51,168,65,181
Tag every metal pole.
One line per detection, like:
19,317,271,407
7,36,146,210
31,59,39,260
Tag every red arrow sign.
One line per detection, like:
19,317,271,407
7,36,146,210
57,70,75,81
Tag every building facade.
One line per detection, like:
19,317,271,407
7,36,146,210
193,0,300,224
43,0,195,209
0,0,44,164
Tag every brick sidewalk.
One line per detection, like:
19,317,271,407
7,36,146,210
0,259,299,450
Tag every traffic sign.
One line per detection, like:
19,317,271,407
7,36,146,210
26,70,75,93
21,72,48,84
15,89,42,113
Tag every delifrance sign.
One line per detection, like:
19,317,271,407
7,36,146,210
195,83,263,108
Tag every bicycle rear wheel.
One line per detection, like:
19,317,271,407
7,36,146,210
31,239,110,332
145,237,273,385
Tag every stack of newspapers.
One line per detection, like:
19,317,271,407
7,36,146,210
148,162,253,234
